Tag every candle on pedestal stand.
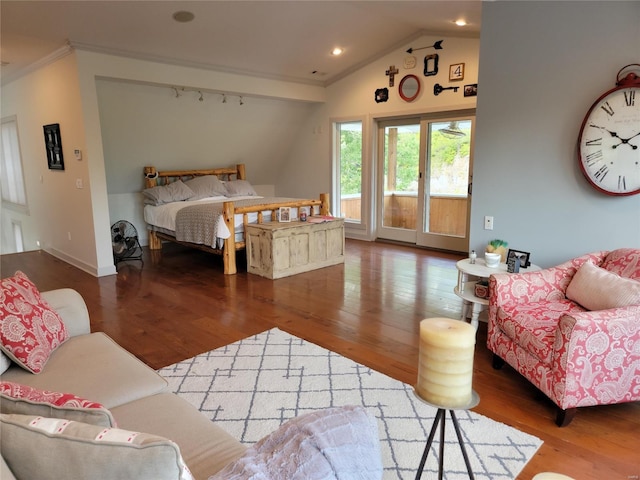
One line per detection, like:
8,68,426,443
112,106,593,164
414,317,478,480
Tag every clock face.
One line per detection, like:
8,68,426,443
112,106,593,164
578,86,640,195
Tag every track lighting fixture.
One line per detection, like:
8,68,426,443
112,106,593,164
168,86,246,106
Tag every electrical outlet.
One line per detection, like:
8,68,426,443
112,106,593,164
484,216,494,230
76,178,83,189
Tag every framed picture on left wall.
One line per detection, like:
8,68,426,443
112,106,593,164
43,123,65,170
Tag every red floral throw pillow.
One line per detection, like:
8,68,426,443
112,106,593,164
0,381,116,427
0,271,68,373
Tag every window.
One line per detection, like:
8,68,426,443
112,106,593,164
334,121,363,222
1,117,28,209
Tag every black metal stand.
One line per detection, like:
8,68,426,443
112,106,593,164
413,390,479,480
414,408,475,480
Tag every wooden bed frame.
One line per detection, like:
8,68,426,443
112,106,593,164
143,164,330,275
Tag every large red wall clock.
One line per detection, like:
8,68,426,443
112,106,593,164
577,64,640,196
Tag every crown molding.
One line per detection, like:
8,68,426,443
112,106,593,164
1,44,74,86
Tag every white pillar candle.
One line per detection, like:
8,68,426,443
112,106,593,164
417,317,476,408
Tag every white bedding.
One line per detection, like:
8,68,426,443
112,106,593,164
143,196,274,241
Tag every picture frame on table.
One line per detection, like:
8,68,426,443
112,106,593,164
278,206,291,222
507,249,531,272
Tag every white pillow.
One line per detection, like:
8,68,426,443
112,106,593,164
566,261,640,311
184,175,228,199
224,180,257,197
142,180,195,205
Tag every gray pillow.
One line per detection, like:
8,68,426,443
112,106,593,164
142,180,195,206
224,180,257,197
184,175,228,199
1,414,194,480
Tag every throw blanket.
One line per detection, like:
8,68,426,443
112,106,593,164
175,203,224,248
209,405,382,480
174,197,302,249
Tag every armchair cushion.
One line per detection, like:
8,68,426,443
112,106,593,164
497,299,586,364
566,261,640,311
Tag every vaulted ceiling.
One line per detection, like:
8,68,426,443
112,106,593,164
1,1,481,86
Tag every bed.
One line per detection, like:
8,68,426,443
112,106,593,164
142,164,330,275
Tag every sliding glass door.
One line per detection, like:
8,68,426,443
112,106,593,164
376,113,474,252
416,117,473,252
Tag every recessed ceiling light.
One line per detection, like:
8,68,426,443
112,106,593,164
173,11,195,23
455,19,467,26
331,47,344,56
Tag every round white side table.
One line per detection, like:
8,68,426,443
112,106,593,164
454,258,540,329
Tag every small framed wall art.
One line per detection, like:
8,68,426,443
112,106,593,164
464,84,478,97
449,63,465,81
43,123,65,170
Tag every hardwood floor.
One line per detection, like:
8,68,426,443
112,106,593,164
2,241,638,480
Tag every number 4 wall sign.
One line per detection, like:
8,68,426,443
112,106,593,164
449,63,465,82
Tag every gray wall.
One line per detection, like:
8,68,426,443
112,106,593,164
471,1,640,268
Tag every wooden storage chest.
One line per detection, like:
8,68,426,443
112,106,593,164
245,219,345,279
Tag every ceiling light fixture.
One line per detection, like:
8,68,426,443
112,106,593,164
455,19,467,26
222,94,227,103
331,47,344,56
239,97,244,106
440,121,466,138
406,40,443,54
172,11,195,23
198,91,204,102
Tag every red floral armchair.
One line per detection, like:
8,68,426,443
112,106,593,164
487,248,640,426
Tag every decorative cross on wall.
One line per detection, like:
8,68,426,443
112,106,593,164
386,65,399,87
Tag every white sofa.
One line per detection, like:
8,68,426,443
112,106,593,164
1,285,383,480
1,288,247,480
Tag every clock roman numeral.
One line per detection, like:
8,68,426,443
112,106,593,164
618,175,627,191
585,150,603,166
594,165,609,182
585,138,602,146
600,101,615,116
624,90,636,107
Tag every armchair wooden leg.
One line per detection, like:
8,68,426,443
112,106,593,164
555,407,577,427
492,354,505,370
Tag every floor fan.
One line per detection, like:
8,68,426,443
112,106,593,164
111,220,143,268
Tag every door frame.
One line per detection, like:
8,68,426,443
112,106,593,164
416,112,475,252
374,109,475,252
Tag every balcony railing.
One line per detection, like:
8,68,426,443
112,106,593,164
341,193,467,237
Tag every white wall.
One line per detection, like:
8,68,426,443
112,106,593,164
471,1,640,268
0,51,109,275
278,34,480,240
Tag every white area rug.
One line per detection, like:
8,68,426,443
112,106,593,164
159,328,542,479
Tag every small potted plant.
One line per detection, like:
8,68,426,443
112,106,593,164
486,239,508,263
